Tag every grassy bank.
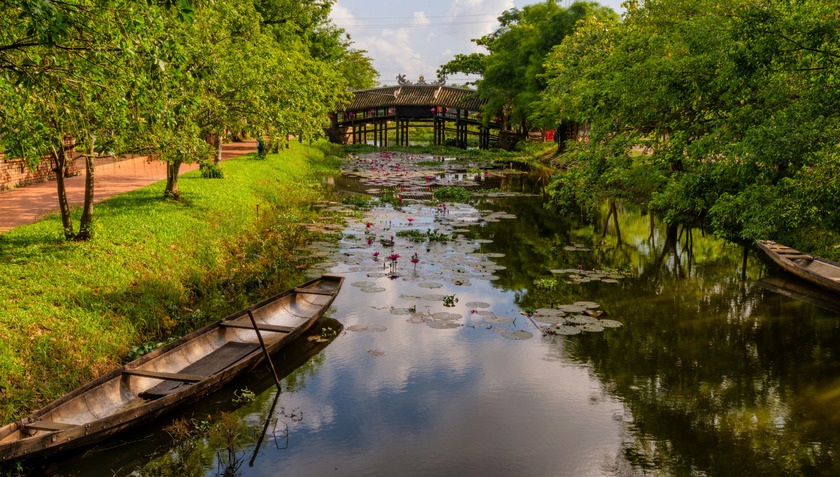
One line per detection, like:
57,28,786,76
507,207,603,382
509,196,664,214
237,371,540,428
0,142,342,423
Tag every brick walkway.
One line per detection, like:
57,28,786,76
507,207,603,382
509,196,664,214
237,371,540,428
0,140,257,233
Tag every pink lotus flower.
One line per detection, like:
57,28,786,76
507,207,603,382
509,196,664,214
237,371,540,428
578,265,583,269
407,218,414,223
366,222,372,228
373,252,379,257
388,254,400,261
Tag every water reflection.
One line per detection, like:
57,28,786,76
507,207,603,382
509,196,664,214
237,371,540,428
33,183,840,476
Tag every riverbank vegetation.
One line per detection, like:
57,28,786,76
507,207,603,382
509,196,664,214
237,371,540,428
441,0,840,259
0,143,342,423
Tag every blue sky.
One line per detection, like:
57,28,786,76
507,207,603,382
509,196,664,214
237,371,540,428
331,0,626,87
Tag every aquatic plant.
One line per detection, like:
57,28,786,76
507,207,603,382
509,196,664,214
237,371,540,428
433,186,472,202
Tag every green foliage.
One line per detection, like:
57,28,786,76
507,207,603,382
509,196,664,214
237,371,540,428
199,162,224,179
443,295,458,308
440,1,617,129
433,186,472,203
125,337,179,362
379,188,402,208
538,0,840,251
395,229,451,243
320,326,338,339
341,194,372,208
231,387,255,405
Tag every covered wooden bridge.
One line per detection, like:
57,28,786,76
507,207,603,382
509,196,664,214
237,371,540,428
326,77,501,149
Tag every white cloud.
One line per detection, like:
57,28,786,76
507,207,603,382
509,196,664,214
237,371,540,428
412,11,430,27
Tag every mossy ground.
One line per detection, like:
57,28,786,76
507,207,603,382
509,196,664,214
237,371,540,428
0,141,343,423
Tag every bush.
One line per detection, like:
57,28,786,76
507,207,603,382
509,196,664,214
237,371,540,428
199,162,224,179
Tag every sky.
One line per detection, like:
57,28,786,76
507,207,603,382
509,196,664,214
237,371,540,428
330,0,626,87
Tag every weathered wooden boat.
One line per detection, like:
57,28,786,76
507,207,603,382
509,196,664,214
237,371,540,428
0,274,344,463
757,241,840,293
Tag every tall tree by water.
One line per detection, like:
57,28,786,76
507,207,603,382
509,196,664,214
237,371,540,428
539,0,840,252
439,1,616,133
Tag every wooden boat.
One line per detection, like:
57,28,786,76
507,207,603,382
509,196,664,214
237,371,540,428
757,241,840,293
0,274,344,463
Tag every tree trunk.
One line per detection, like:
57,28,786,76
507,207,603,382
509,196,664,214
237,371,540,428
601,200,622,245
50,142,75,240
214,134,223,164
164,160,182,199
77,138,96,241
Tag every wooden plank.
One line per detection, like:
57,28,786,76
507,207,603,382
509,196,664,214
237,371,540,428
220,321,294,333
24,421,77,432
782,254,813,260
123,369,206,382
140,342,259,398
293,287,334,296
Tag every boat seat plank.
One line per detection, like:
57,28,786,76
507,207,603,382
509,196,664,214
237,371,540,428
293,287,335,296
24,421,77,432
140,342,259,398
783,254,813,260
220,321,295,333
123,369,207,382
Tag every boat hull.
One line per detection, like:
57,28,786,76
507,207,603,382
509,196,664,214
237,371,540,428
0,274,343,463
757,241,840,294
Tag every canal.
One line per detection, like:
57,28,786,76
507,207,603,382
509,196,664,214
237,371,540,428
40,152,840,476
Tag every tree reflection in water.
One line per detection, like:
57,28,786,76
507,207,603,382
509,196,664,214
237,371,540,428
477,198,840,475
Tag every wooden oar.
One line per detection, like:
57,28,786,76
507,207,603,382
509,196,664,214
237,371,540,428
247,309,283,391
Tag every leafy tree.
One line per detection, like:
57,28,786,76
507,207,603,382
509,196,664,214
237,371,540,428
540,0,840,253
0,0,181,239
440,1,616,132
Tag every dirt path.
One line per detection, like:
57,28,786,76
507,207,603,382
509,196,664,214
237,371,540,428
0,141,257,233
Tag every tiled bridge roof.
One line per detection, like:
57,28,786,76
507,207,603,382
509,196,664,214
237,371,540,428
340,85,486,112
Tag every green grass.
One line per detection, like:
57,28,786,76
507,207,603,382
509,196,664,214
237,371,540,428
0,141,342,423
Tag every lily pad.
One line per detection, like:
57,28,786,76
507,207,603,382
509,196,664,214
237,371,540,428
360,286,387,293
465,301,491,308
418,282,443,289
422,294,447,301
476,310,494,316
567,315,598,325
533,314,566,325
553,325,582,335
406,314,432,324
427,320,461,329
501,330,532,340
432,312,462,320
483,315,514,325
573,301,600,309
399,294,422,300
368,325,387,332
351,281,376,287
390,307,414,315
599,319,624,328
580,323,605,332
347,325,368,331
557,305,586,313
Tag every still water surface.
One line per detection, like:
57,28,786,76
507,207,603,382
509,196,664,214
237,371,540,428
42,169,840,476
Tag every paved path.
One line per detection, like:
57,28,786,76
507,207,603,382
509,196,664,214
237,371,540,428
0,140,257,233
